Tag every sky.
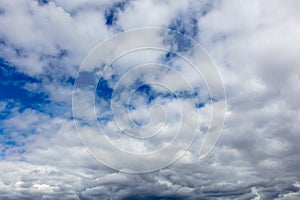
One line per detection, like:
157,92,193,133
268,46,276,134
0,0,300,199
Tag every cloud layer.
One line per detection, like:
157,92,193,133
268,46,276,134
0,0,300,199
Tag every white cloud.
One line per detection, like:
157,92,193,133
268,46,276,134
0,0,300,199
118,0,190,29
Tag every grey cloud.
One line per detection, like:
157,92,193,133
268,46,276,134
0,0,300,199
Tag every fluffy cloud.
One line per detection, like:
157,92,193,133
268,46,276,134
0,0,299,199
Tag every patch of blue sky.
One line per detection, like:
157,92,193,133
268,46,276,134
0,6,5,15
38,0,49,6
96,77,113,100
0,101,69,160
0,57,74,119
132,118,149,127
0,38,6,45
131,84,163,105
0,100,15,119
146,86,208,109
0,135,24,148
131,84,199,105
174,90,197,99
0,127,26,160
195,102,205,108
135,84,151,94
76,71,96,86
46,101,71,118
76,66,107,87
39,48,69,61
169,17,198,38
128,85,155,106
0,59,50,114
104,0,129,26
96,115,113,126
164,51,178,61
174,89,208,109
0,145,26,161
165,11,200,53
163,31,193,53
94,77,115,125
160,53,185,74
95,98,113,124
66,76,75,85
94,75,209,126
129,84,204,113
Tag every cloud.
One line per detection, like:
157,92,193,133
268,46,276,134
0,0,299,199
0,0,112,76
117,0,190,29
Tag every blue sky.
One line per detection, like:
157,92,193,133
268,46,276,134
1,0,300,199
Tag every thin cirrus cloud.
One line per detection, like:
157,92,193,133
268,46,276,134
0,0,300,199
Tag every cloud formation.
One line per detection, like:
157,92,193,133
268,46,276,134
0,0,300,199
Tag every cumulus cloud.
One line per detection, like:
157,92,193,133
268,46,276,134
0,0,299,199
